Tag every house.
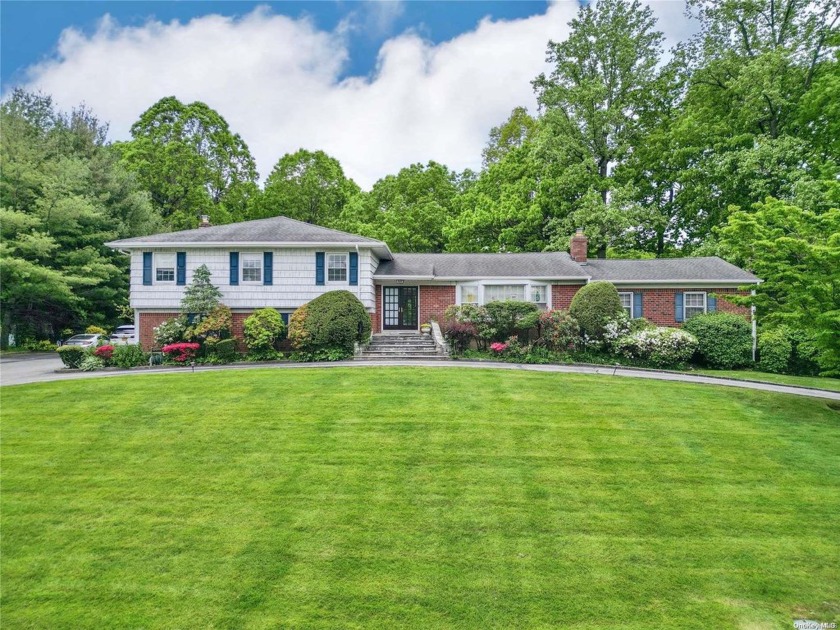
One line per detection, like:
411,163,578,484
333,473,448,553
106,217,760,350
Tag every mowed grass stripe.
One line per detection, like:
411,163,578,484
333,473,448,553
2,368,838,629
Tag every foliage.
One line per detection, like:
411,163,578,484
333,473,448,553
243,308,286,359
441,320,476,355
758,326,821,376
256,149,359,226
85,325,108,335
716,198,840,375
483,301,540,341
153,317,189,348
0,90,158,344
287,291,371,357
161,342,201,363
118,96,258,229
23,340,57,352
79,355,105,372
290,348,353,362
202,338,239,364
569,281,624,342
186,304,232,343
93,345,115,362
111,344,148,369
682,312,753,369
56,345,87,368
538,309,580,351
180,265,223,318
613,327,698,368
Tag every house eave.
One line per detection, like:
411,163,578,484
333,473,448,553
106,240,393,259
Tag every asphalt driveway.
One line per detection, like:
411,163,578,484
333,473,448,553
1,352,839,400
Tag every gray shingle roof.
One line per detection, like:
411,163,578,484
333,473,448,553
374,252,589,279
107,216,386,247
584,257,760,283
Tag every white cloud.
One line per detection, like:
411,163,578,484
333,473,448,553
9,1,695,189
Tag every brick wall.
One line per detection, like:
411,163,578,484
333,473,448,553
419,285,456,325
551,285,582,310
138,312,179,350
372,285,382,333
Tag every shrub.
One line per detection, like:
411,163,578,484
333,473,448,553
758,326,821,376
441,320,476,354
180,264,223,315
444,304,494,344
23,339,57,352
161,342,201,363
569,281,624,342
93,345,115,362
490,341,508,354
538,309,580,351
112,344,148,368
483,300,540,340
187,304,232,342
682,312,752,369
57,346,87,368
85,325,108,335
154,316,188,348
202,338,239,364
243,308,286,359
613,327,698,368
288,291,371,358
79,355,105,371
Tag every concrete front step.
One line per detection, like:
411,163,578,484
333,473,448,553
354,354,449,361
358,333,446,360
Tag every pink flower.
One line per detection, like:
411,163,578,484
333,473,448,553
490,342,508,353
161,342,200,362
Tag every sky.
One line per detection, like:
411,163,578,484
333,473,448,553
1,1,698,189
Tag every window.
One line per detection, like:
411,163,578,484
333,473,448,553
619,292,633,318
484,285,526,303
684,292,706,320
242,254,262,283
531,284,548,305
460,285,479,304
155,253,175,282
327,254,347,282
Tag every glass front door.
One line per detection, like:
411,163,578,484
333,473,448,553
383,286,418,330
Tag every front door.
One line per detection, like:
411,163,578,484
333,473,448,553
383,286,418,330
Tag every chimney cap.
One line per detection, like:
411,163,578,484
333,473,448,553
199,215,211,228
575,227,585,235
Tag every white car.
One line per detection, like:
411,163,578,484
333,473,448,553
63,334,102,348
109,325,137,345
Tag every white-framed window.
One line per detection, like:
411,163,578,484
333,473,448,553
684,292,706,320
484,284,526,303
461,285,479,305
327,254,347,283
531,284,548,305
619,292,633,318
155,253,176,283
241,253,262,283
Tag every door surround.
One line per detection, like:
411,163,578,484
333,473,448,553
382,285,419,331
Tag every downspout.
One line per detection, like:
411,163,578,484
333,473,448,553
751,289,757,362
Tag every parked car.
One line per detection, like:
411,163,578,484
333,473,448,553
62,334,102,348
109,325,137,345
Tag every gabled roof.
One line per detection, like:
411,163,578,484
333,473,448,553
107,215,390,254
374,252,589,280
584,257,760,284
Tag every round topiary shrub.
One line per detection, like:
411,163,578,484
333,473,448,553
288,290,371,360
569,281,623,342
758,327,792,374
57,345,87,368
243,308,287,360
682,311,753,369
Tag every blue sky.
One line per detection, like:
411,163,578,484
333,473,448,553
1,1,695,188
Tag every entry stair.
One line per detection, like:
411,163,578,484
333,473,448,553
355,332,447,361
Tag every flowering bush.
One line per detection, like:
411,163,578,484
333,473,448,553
538,309,580,351
93,344,115,361
154,316,188,348
613,327,698,368
490,342,508,353
161,342,201,363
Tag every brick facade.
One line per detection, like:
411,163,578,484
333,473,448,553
138,312,179,350
372,286,382,333
619,287,749,326
551,284,582,310
419,285,456,326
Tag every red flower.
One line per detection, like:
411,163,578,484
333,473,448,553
94,345,115,360
161,342,200,363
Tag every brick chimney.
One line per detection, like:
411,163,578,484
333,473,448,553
570,228,588,263
198,215,211,228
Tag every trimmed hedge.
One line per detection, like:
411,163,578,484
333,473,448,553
682,312,752,369
288,291,371,359
57,346,87,368
243,308,286,359
569,281,623,342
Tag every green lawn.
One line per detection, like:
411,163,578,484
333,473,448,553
690,369,840,392
2,369,838,628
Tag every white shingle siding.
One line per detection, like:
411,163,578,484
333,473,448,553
130,248,378,311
